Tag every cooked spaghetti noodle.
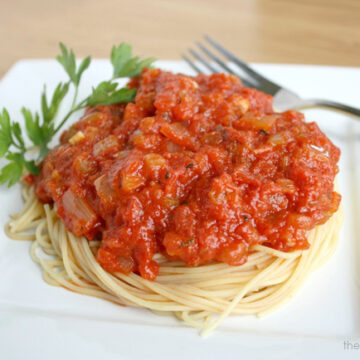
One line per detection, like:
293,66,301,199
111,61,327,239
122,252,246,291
6,184,343,336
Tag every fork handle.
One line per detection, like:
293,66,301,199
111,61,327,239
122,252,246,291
294,98,360,117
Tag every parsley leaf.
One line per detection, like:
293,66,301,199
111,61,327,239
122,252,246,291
56,43,92,87
0,160,23,187
0,152,39,187
0,41,153,187
87,82,136,106
111,42,155,78
22,108,43,146
56,43,77,85
23,159,40,175
11,122,25,149
103,87,137,105
76,56,91,85
41,83,69,144
41,83,69,125
0,109,12,157
87,81,117,105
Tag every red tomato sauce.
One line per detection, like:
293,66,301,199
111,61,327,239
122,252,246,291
35,69,341,280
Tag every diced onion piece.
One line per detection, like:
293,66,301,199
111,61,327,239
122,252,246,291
132,133,161,150
140,117,156,133
73,154,97,175
202,131,223,145
277,178,296,194
252,144,272,154
144,153,166,172
310,144,328,153
114,150,131,159
116,256,135,273
62,189,97,234
69,131,85,145
144,153,166,180
94,175,115,204
240,112,276,131
288,213,313,230
160,122,200,151
81,111,105,126
122,174,146,193
190,80,199,89
83,126,99,141
132,132,145,146
162,197,180,208
236,98,250,114
97,248,134,273
268,133,286,145
165,140,181,153
51,170,60,179
93,135,119,157
208,189,226,204
308,144,329,161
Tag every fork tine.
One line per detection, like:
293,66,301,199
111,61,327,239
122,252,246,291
196,42,236,76
195,42,256,88
204,35,281,93
188,48,220,74
182,54,203,74
184,46,253,88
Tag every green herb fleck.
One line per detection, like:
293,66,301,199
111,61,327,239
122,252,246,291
180,238,195,248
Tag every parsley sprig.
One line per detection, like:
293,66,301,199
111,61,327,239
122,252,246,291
0,42,155,187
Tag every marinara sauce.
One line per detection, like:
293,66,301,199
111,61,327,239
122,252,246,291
35,69,341,280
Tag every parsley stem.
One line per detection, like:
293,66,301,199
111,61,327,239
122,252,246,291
11,137,26,152
53,108,78,134
12,142,24,151
53,98,87,135
71,86,79,109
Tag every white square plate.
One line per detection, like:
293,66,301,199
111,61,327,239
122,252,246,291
0,60,359,359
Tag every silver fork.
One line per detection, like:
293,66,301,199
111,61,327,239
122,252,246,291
182,35,360,117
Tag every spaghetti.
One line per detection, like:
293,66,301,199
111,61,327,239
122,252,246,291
6,184,343,336
4,69,343,336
